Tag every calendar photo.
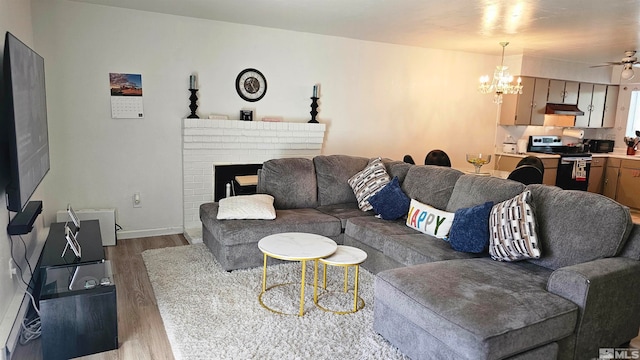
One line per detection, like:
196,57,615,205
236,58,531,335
109,73,144,119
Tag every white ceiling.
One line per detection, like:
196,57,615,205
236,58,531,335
72,0,640,65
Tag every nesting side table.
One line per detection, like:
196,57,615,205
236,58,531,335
258,232,337,316
314,245,367,314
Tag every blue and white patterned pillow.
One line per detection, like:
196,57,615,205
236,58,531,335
348,157,391,211
489,190,541,261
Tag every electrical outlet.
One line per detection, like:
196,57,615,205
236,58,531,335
133,192,142,208
8,259,17,279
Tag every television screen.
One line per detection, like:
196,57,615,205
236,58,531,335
2,32,50,212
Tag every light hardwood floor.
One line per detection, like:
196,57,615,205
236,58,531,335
12,234,188,360
11,224,640,359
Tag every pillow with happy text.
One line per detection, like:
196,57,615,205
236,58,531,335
406,199,455,239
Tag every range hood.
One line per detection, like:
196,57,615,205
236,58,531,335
545,103,585,116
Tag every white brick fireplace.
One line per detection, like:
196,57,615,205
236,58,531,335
182,118,326,243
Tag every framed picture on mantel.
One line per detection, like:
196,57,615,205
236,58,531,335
240,110,253,121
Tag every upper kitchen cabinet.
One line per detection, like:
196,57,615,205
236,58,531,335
602,85,619,128
500,77,549,126
548,80,579,104
575,83,607,128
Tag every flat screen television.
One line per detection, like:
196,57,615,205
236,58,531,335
1,32,50,212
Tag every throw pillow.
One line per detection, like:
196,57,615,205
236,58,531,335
368,177,410,220
406,199,455,239
216,194,276,220
448,201,494,253
348,157,391,211
488,190,541,261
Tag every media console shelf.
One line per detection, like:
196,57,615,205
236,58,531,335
40,220,105,268
38,220,118,360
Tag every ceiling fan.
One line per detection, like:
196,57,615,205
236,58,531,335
591,51,640,80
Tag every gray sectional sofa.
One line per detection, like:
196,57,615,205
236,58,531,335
199,154,640,360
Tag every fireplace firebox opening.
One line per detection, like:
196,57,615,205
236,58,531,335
213,164,263,202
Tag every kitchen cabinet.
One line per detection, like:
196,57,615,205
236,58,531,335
602,85,619,128
616,159,640,209
587,157,606,193
548,80,579,104
603,158,621,199
500,77,549,126
500,77,618,128
494,154,558,186
575,83,607,128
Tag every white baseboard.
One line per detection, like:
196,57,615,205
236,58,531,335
116,226,183,240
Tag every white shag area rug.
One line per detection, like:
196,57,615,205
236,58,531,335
142,243,408,360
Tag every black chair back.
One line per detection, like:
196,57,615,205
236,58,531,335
403,155,416,164
424,150,451,167
508,165,543,185
516,156,544,176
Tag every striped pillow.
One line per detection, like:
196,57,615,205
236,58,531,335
489,190,541,261
348,157,391,211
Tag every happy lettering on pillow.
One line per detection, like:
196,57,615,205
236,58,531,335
406,199,454,239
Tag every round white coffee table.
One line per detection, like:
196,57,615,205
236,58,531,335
314,245,368,314
258,232,337,316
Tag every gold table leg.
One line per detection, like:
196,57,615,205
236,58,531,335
323,262,327,289
299,260,306,316
313,259,319,303
262,253,267,292
354,265,360,312
343,266,349,292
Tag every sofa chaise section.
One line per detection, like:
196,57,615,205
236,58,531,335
201,204,341,271
375,258,575,360
373,182,640,360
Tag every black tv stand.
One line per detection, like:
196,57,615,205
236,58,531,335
38,220,118,359
39,220,104,268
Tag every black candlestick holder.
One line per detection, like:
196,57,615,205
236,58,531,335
309,96,319,123
188,89,199,119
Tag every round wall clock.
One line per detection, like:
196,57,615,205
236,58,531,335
235,68,267,102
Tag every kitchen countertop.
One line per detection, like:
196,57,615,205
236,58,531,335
495,152,560,159
495,152,640,161
454,167,510,179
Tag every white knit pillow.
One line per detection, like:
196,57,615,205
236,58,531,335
489,190,541,261
348,157,391,211
216,194,276,220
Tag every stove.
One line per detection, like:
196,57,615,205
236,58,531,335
527,135,592,191
527,135,591,157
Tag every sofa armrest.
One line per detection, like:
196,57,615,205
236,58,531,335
547,257,640,359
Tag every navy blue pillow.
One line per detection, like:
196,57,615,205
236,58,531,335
368,177,410,220
448,201,494,253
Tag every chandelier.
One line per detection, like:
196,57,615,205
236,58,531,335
478,42,523,104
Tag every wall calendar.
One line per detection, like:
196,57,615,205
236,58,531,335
109,73,144,119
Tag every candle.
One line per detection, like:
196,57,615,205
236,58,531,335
313,85,317,98
190,74,197,89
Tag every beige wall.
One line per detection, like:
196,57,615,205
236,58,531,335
31,0,502,236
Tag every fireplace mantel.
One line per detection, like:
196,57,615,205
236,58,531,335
182,118,326,242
